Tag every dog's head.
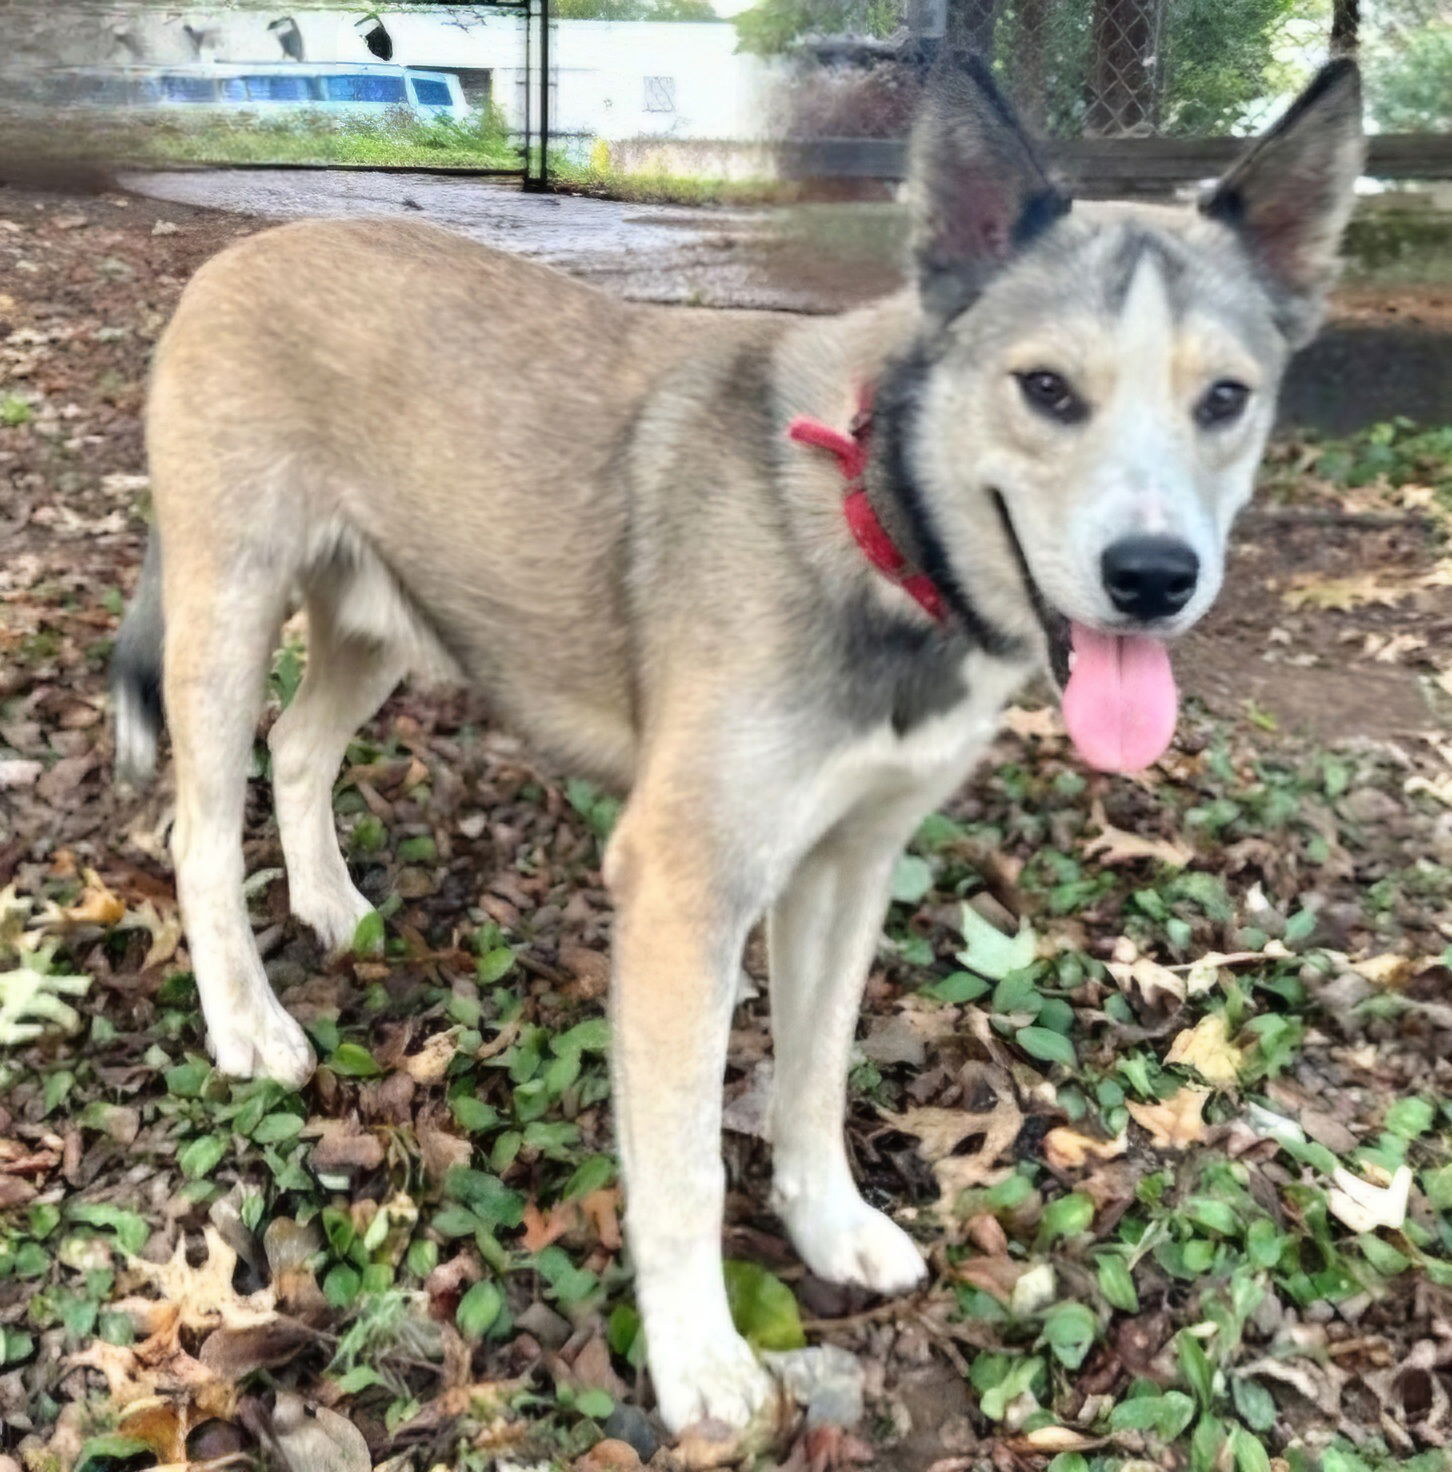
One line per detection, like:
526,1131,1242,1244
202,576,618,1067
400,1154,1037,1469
893,56,1362,770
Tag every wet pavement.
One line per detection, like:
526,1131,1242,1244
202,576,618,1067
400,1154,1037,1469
120,168,868,312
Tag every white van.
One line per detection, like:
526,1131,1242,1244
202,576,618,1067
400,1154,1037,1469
36,62,470,121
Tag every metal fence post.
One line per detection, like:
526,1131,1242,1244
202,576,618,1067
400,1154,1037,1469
524,0,550,191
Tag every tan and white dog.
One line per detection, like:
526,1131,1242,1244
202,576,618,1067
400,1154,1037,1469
113,57,1362,1432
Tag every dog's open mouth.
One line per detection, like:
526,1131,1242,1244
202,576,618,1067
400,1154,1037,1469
993,494,1179,775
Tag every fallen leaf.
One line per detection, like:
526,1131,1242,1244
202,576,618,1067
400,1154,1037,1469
912,1064,1024,1199
400,1028,459,1085
0,956,92,1042
1328,1164,1412,1233
1010,1261,1057,1315
1043,1127,1128,1171
1126,1087,1211,1149
262,1390,372,1472
128,899,184,969
1165,1013,1243,1089
1084,802,1193,868
1354,953,1415,988
59,869,126,928
953,1254,1030,1303
581,1186,622,1251
115,1226,277,1346
884,1106,985,1163
1008,1426,1101,1453
1282,571,1411,611
1107,955,1186,1007
417,1123,472,1184
308,1118,386,1176
956,906,1036,981
521,1200,575,1254
1001,706,1064,740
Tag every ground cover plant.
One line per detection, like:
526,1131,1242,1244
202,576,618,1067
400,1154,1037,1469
1,188,1450,1472
2,106,521,171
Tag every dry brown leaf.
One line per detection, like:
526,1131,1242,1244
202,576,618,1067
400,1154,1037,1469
399,1029,458,1085
59,869,125,928
952,1254,1029,1303
1354,952,1416,988
1282,571,1412,611
1043,1126,1129,1171
884,1106,984,1163
1164,1013,1243,1089
115,1397,195,1465
581,1186,623,1251
1084,801,1193,869
884,1065,1020,1171
1001,705,1064,740
127,898,184,969
1126,1086,1211,1149
521,1200,575,1254
1008,1426,1101,1453
68,1330,232,1422
417,1123,472,1184
263,1390,373,1472
1107,955,1186,1007
115,1226,277,1346
309,1118,386,1175
886,1065,1023,1204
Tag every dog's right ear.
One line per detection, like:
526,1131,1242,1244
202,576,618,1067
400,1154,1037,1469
906,52,1070,323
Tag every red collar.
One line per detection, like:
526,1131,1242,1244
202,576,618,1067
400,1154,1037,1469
787,393,947,625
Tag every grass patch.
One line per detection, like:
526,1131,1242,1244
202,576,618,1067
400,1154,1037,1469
3,104,521,170
548,154,785,207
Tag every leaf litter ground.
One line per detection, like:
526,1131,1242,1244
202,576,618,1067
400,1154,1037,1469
1,186,1451,1472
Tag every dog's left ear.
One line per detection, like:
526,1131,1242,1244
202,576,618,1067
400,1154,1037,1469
906,52,1070,323
1203,58,1364,346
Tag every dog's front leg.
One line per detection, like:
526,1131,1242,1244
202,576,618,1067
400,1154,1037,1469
604,803,777,1434
768,811,929,1294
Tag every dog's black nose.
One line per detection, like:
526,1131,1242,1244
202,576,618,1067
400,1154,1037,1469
1101,536,1199,620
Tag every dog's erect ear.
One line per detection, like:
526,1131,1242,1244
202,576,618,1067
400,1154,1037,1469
906,53,1070,323
1203,58,1364,346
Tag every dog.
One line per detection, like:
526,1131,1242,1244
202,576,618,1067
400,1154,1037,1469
112,56,1363,1433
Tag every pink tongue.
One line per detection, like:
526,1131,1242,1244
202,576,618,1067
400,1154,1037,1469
1061,623,1178,774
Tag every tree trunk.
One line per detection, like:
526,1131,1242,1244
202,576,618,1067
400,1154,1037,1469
1086,0,1165,135
944,0,1001,59
1331,0,1360,56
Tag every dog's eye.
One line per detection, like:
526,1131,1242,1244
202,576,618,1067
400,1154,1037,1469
1016,370,1087,425
1196,379,1251,428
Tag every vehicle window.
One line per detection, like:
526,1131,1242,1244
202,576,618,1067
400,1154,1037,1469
321,74,407,103
161,75,217,103
411,78,454,107
243,74,316,102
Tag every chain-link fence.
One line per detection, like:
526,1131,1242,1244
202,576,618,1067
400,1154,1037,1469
780,0,1452,147
982,0,1335,139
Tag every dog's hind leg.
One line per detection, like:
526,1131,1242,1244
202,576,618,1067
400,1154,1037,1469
163,553,315,1088
269,588,405,953
767,812,929,1294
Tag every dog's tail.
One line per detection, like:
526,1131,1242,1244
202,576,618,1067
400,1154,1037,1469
112,532,166,786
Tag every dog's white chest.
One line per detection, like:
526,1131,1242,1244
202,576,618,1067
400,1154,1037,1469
813,654,1033,828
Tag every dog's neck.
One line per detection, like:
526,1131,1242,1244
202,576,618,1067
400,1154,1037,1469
787,390,948,625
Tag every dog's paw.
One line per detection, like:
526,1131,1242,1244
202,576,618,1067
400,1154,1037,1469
651,1329,779,1434
210,1002,316,1089
782,1193,928,1296
292,883,377,956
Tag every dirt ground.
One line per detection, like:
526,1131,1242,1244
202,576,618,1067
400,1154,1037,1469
2,181,1452,1472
